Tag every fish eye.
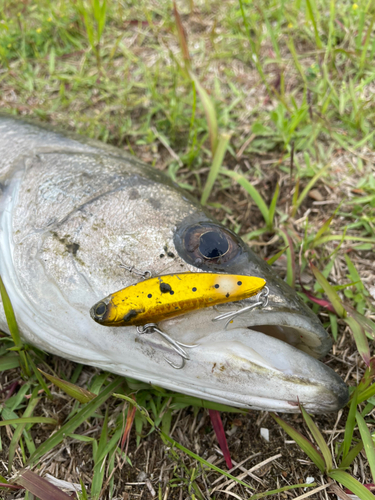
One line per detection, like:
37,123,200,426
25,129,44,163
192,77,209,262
94,302,107,318
176,222,242,269
199,231,229,259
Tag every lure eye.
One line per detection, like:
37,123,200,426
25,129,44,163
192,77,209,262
177,222,242,269
94,302,107,318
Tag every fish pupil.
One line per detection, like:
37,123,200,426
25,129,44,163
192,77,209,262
95,302,106,317
199,231,229,259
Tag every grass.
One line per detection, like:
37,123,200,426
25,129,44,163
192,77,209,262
0,0,375,498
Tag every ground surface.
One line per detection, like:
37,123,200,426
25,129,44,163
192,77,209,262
0,0,375,499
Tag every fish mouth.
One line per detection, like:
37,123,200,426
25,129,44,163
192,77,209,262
158,306,349,413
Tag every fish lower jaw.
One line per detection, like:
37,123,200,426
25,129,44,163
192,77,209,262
179,327,348,413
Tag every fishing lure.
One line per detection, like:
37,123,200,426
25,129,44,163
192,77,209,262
90,273,266,327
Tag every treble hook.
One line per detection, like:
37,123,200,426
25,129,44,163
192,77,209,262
137,323,198,369
212,286,270,330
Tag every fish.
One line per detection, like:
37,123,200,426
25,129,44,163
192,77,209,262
0,115,348,413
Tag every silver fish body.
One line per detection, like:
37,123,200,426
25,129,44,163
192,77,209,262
0,116,348,413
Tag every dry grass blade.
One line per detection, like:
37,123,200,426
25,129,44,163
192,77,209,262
120,400,136,451
292,482,332,500
172,0,191,69
15,470,73,500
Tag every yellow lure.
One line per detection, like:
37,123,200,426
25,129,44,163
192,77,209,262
90,273,266,327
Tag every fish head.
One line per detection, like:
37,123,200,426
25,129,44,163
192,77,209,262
0,117,348,413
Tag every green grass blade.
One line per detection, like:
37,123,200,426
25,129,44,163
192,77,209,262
329,313,338,341
0,276,29,376
324,0,335,64
0,417,57,427
96,0,107,40
190,72,218,155
270,413,325,472
360,11,375,70
357,384,375,405
299,405,332,471
201,133,230,205
0,276,21,347
91,408,109,500
27,356,52,399
313,214,334,244
310,264,346,318
313,235,375,247
38,369,96,404
221,169,270,228
350,311,375,341
268,183,279,230
249,482,317,500
344,254,365,293
356,412,375,482
287,38,307,85
279,229,296,288
0,354,20,371
291,178,300,215
328,470,375,500
266,247,288,266
341,392,358,461
28,376,123,465
8,390,40,473
294,163,330,214
170,394,245,413
305,0,322,49
345,316,371,367
340,441,364,469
